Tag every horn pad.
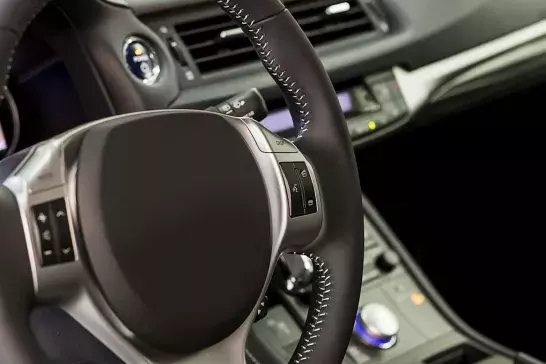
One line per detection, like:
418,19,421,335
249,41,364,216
76,111,272,354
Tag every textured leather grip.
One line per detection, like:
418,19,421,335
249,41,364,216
218,2,364,363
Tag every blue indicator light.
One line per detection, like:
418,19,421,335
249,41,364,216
354,310,397,349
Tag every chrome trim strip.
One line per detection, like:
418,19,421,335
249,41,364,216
101,0,130,7
393,19,546,113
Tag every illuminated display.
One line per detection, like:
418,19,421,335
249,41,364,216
262,91,353,134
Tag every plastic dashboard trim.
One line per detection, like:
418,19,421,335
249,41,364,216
360,193,545,364
351,18,546,146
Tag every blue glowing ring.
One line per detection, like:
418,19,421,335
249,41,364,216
354,311,397,350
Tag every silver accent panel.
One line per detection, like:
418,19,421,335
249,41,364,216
220,27,244,39
393,19,546,113
3,110,323,363
3,141,82,301
102,0,130,7
325,2,351,16
432,35,546,102
242,118,298,153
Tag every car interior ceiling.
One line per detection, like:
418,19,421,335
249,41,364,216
1,0,546,363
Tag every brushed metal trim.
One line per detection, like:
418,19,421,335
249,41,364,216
393,19,546,113
3,110,323,363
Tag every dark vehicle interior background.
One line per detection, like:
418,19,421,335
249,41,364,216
2,0,546,363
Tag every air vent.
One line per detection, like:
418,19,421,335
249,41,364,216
176,0,375,74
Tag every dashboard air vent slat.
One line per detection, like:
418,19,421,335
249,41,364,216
175,0,375,74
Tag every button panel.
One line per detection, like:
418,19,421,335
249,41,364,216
261,127,298,153
32,198,76,266
50,199,76,263
347,70,408,139
280,162,317,218
280,163,305,217
293,162,317,214
33,203,56,266
242,118,298,154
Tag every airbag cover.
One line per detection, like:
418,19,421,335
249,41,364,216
76,111,272,354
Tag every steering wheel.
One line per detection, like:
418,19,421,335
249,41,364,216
0,0,363,363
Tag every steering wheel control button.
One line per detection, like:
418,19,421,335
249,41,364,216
355,303,399,350
257,122,297,153
239,117,298,154
51,199,75,263
280,162,319,217
33,203,56,266
123,37,160,85
227,90,267,120
32,199,75,266
209,88,268,121
280,163,305,217
294,162,317,214
261,125,298,153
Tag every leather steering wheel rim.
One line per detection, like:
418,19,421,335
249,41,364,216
0,0,364,363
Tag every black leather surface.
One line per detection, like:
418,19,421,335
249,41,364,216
269,12,363,364
0,0,48,102
223,6,364,363
0,0,47,37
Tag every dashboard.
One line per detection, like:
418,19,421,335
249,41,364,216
1,0,546,160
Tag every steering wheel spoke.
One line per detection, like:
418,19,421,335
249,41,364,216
62,286,255,364
3,139,83,303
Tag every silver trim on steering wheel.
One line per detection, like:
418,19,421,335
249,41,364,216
2,110,323,363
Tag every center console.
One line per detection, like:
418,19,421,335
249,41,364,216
247,206,513,364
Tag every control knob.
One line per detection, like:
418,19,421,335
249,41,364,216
354,303,399,349
375,249,400,273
